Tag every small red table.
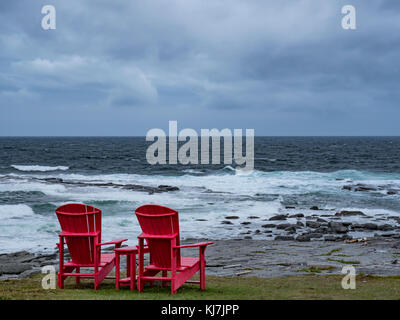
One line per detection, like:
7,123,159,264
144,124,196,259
114,246,139,290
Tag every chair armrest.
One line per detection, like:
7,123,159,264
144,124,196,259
174,241,214,249
138,232,178,239
97,238,128,246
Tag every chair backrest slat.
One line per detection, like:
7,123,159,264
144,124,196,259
135,205,181,268
56,203,102,265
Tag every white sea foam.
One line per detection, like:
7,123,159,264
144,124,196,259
0,204,35,219
11,165,69,172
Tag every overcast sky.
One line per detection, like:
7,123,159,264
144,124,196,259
0,0,399,136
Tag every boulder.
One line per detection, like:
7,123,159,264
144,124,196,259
269,214,287,221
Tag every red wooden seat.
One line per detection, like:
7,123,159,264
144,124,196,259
55,203,127,290
135,204,213,294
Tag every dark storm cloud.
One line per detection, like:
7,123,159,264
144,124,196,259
0,0,399,135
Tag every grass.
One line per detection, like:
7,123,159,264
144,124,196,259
321,248,342,256
296,265,337,274
2,274,400,299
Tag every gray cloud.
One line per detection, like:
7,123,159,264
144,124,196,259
0,0,399,135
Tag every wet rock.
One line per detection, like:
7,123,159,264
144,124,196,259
307,232,323,238
306,221,321,228
284,226,297,233
285,206,296,209
352,223,378,230
335,210,366,217
275,236,295,241
354,186,377,192
324,235,338,241
269,214,287,221
196,219,208,221
342,185,352,191
157,185,180,192
221,220,233,225
276,223,292,230
262,224,276,228
296,221,305,227
225,216,240,219
254,230,261,234
378,224,395,231
328,222,348,234
387,190,397,195
310,206,319,210
315,227,329,234
248,216,259,219
241,222,251,225
289,213,304,218
316,218,328,223
296,234,311,242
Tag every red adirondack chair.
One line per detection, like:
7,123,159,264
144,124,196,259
135,204,213,294
55,203,127,290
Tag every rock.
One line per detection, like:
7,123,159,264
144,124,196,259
262,224,276,228
307,232,323,238
225,216,239,219
387,190,397,195
275,236,295,241
221,221,233,225
378,224,394,231
328,222,348,234
276,223,292,230
354,186,377,192
157,185,180,191
289,213,304,218
315,227,329,234
342,185,352,191
296,234,311,242
196,219,207,221
241,222,251,225
310,206,319,210
248,216,259,219
269,214,287,221
352,223,378,230
316,218,328,223
324,235,338,241
244,236,252,239
285,206,296,209
335,210,366,217
0,264,31,275
342,222,352,227
306,221,321,228
254,230,261,234
284,226,297,233
296,221,305,227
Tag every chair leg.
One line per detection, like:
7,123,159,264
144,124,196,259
162,270,168,287
115,253,120,290
58,273,64,289
200,267,205,290
75,267,80,285
130,254,135,291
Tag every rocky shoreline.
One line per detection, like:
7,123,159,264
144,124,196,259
219,207,400,242
2,236,400,281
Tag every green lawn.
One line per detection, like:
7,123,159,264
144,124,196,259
1,274,400,299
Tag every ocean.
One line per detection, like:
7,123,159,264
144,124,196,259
0,136,400,253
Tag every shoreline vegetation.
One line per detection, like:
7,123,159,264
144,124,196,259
2,274,400,300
